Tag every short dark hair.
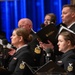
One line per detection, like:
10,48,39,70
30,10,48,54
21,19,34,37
63,4,75,12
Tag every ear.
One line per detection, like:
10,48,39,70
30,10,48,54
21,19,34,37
71,12,75,17
29,24,32,29
67,40,71,46
19,36,23,42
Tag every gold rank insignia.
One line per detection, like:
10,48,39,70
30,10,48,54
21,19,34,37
67,63,73,72
34,45,41,54
19,61,25,69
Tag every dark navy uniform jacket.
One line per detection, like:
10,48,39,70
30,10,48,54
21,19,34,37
8,45,34,75
28,31,44,67
57,49,75,75
69,23,75,32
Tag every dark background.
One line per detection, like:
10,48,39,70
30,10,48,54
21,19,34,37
0,0,70,42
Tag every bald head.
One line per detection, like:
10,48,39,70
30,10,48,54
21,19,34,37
18,18,33,32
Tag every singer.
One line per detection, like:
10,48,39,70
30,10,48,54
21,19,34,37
40,13,56,28
7,28,34,75
39,13,56,62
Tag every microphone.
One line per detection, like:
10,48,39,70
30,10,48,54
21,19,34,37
45,48,53,63
40,21,55,29
40,23,45,28
0,39,10,68
2,39,8,48
2,39,16,56
0,39,12,48
2,39,9,59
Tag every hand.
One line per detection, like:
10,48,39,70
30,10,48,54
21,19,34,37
8,48,16,56
39,40,54,51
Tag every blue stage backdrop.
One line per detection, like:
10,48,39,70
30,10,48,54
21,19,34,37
0,0,70,42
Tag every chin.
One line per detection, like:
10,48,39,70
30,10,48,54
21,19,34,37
11,43,14,46
59,49,61,52
62,21,65,23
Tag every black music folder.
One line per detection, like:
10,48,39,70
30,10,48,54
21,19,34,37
35,60,67,75
0,67,10,75
36,24,58,45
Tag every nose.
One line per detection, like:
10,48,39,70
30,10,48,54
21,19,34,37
44,20,48,25
61,14,63,18
10,36,12,39
57,42,59,46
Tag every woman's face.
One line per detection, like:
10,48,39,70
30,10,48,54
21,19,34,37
44,15,51,26
57,35,70,53
10,30,21,47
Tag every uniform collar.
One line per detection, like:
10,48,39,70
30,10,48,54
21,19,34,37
16,44,28,52
61,49,75,58
67,22,75,28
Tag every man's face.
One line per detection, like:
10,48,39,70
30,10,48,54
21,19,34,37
18,19,32,32
61,7,73,26
18,21,30,30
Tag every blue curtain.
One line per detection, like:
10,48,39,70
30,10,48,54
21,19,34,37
0,0,70,42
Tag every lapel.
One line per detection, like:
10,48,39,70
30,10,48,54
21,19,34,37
69,23,75,32
9,46,29,61
14,46,29,57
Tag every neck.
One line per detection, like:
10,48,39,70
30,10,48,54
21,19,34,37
15,43,26,48
63,46,75,53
